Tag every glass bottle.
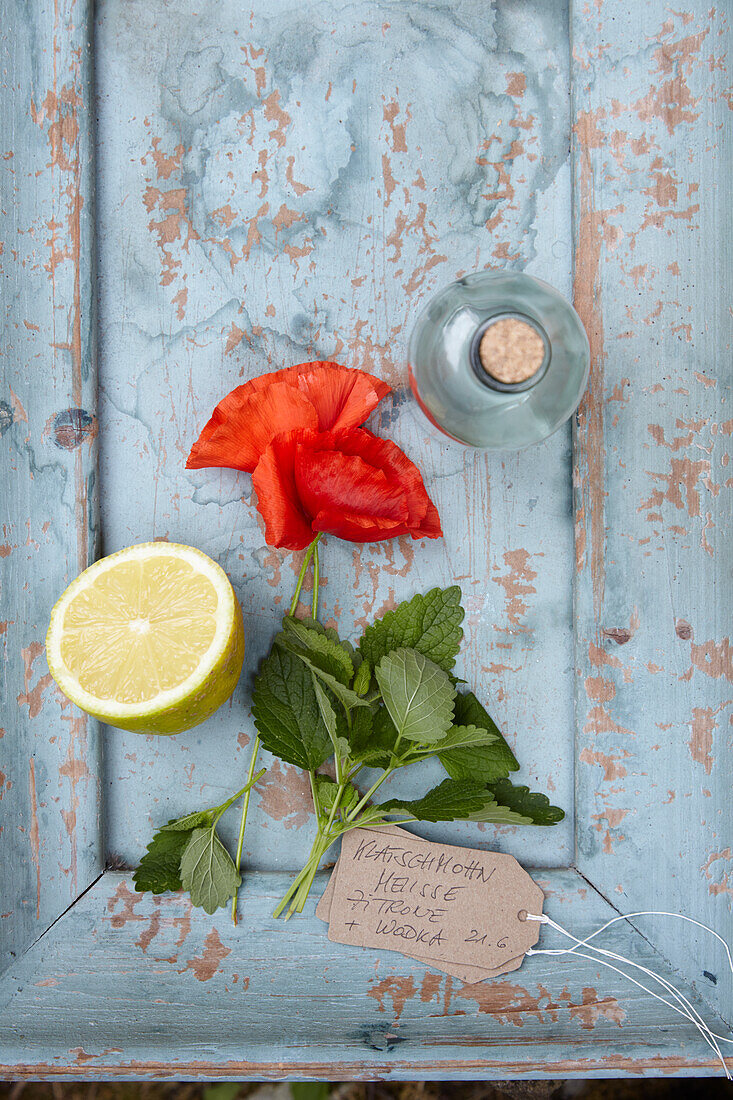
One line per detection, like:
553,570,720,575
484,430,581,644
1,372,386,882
407,271,590,450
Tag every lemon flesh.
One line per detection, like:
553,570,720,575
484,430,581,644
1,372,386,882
46,543,244,735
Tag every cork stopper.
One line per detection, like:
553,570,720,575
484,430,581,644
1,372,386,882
478,317,546,386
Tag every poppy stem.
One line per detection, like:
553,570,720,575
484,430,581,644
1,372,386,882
311,540,320,619
289,534,322,617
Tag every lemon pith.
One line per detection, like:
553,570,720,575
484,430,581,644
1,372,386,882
46,543,245,735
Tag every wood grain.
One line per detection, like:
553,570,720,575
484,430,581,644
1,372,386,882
1,0,731,1080
94,0,575,873
572,2,733,1026
0,0,101,978
1,869,730,1079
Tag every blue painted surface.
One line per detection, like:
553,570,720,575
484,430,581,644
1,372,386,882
95,0,576,872
0,0,101,976
1,0,731,1079
0,869,728,1078
572,2,733,1027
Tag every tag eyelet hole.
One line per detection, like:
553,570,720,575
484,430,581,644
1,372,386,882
517,909,528,922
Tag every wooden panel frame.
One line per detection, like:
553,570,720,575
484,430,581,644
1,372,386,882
1,0,731,1081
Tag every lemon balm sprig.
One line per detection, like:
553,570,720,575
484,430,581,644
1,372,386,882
134,769,265,915
251,585,565,919
231,534,323,923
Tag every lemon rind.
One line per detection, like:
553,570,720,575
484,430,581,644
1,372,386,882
46,542,237,720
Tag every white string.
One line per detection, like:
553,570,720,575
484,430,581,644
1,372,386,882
525,911,733,1079
528,913,732,1060
528,926,728,1074
527,911,733,1041
535,909,733,977
527,913,731,1075
543,946,730,1077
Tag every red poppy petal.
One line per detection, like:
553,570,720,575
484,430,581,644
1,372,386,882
188,363,388,461
251,433,315,550
289,362,390,431
311,507,408,543
294,447,409,531
186,383,318,471
413,494,443,539
326,429,443,538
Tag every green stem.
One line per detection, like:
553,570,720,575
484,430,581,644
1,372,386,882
289,534,322,617
346,766,395,822
309,770,322,821
311,539,320,619
231,737,262,924
286,828,340,918
276,782,346,920
213,767,266,825
273,858,313,918
323,783,345,835
274,828,336,918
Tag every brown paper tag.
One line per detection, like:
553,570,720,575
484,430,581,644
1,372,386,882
327,827,543,971
316,826,526,982
317,860,524,982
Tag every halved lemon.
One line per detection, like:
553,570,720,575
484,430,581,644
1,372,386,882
46,542,244,735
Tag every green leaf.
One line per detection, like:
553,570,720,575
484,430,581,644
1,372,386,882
281,616,354,685
180,827,241,914
252,646,333,771
281,640,371,711
311,675,349,758
358,586,465,672
348,705,400,768
379,778,495,822
160,809,215,832
353,659,371,696
482,778,565,826
133,827,190,894
375,647,456,744
314,775,359,815
425,723,498,754
439,691,519,783
292,615,345,649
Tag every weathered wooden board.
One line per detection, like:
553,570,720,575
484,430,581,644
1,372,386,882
1,0,732,1082
0,869,728,1079
95,0,575,872
572,2,733,1026
0,0,101,976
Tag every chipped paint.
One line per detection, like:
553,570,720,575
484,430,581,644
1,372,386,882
182,928,231,981
367,975,416,1021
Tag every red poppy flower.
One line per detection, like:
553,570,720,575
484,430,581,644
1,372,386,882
251,428,442,550
186,361,390,472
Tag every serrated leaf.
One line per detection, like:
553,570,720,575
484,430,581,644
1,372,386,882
311,675,349,758
379,778,493,822
315,774,359,815
439,691,519,782
358,586,465,672
482,779,565,826
179,827,241,914
252,646,333,770
160,810,215,832
429,724,498,753
353,659,371,696
133,828,190,894
280,639,371,710
375,648,456,744
281,616,354,685
349,705,399,768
